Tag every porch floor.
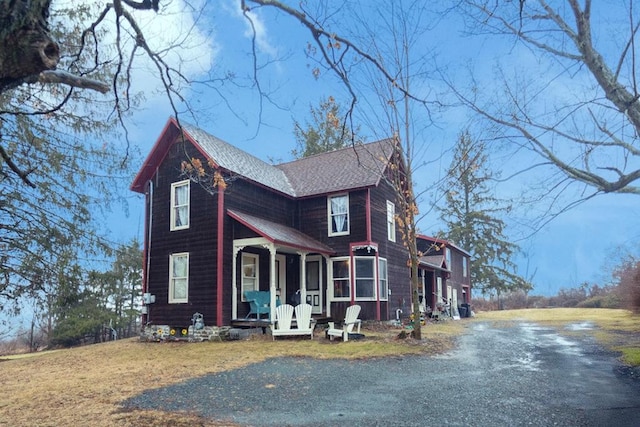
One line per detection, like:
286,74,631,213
230,316,333,329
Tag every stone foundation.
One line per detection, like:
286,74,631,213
140,324,233,342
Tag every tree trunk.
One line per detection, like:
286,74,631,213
0,0,59,92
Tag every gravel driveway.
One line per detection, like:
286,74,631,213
123,321,640,426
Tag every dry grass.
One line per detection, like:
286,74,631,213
0,321,464,427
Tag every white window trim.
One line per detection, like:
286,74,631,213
386,200,396,242
378,258,388,301
327,194,350,236
170,180,190,231
354,257,377,301
329,256,387,302
169,252,189,304
241,253,259,302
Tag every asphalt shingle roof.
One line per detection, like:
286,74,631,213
228,210,334,254
276,140,395,197
182,122,395,197
182,123,295,196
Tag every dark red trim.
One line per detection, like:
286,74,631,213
216,185,225,326
131,117,218,193
349,246,355,305
366,188,372,242
375,250,380,320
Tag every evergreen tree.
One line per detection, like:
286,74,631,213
292,97,359,159
439,130,531,298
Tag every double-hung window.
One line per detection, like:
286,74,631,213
328,194,349,236
378,258,388,300
355,258,376,298
332,259,350,298
170,180,190,230
386,200,396,242
169,253,189,303
241,253,259,301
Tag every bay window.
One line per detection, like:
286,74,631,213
332,259,350,298
378,258,388,300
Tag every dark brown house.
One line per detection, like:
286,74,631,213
131,117,471,329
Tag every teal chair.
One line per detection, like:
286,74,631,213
244,291,280,319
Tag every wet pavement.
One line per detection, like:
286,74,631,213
124,321,640,426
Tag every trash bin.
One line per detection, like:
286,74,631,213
461,303,471,318
458,305,467,318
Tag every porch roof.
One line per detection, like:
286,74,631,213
228,210,335,255
419,255,449,272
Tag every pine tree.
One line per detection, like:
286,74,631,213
291,97,358,159
439,130,531,298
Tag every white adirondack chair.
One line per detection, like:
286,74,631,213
327,304,361,342
294,303,314,340
271,304,294,340
271,303,315,340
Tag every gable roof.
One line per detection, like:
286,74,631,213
276,139,395,198
228,209,334,255
131,118,397,198
180,122,295,196
417,234,471,257
419,255,449,272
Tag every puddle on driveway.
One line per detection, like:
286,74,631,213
565,321,595,331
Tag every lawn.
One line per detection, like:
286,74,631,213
0,308,637,427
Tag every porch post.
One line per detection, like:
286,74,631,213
268,244,277,321
324,255,331,318
298,251,307,306
232,244,243,320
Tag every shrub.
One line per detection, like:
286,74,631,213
614,259,640,314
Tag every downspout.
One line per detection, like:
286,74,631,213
142,180,153,325
216,185,225,326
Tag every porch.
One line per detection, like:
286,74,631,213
229,210,335,322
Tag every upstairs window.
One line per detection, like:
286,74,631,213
328,194,349,236
463,257,468,277
169,253,189,303
170,180,190,231
386,200,396,242
445,247,452,269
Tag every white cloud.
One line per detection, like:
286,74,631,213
225,0,279,58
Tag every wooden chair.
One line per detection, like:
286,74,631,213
327,304,362,342
271,303,315,340
294,303,314,340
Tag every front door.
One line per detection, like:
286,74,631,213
306,256,323,314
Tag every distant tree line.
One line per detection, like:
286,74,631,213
1,239,142,352
473,256,640,314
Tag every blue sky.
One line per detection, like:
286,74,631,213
107,0,639,297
